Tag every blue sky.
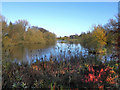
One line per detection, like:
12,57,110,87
2,2,118,37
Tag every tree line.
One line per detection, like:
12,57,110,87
1,15,56,47
58,15,119,53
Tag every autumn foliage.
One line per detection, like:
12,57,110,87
1,15,56,47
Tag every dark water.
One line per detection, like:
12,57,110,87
2,40,116,65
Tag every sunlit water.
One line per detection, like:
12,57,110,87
3,41,117,65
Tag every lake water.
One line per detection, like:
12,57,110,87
2,40,117,65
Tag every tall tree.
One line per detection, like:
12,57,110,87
15,19,29,31
92,25,107,48
1,15,8,37
8,21,13,38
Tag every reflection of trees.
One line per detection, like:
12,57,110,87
3,44,55,63
8,46,24,60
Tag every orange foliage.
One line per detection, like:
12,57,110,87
82,65,117,86
98,85,104,90
32,65,41,71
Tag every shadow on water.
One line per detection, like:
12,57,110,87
2,40,116,65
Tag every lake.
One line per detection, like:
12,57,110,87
3,40,116,65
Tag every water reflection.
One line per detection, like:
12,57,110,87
3,41,117,65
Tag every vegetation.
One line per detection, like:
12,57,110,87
78,25,107,53
2,46,119,89
58,15,119,54
2,14,120,89
1,15,56,47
